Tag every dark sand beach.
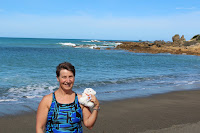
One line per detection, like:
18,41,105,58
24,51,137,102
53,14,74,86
1,89,200,133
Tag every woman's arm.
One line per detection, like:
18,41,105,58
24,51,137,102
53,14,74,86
79,94,100,129
36,94,52,133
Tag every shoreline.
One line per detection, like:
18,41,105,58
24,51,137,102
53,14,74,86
1,89,200,133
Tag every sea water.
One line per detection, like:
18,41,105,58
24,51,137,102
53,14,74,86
0,37,200,115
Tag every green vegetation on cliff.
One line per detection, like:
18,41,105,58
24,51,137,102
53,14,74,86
191,34,200,42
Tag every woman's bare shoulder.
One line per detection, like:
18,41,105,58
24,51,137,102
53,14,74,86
43,93,53,100
37,93,53,118
39,93,53,107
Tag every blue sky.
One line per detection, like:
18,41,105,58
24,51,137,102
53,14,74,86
0,0,200,41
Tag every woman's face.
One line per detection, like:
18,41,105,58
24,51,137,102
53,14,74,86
57,69,75,92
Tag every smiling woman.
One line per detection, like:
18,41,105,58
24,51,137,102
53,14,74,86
36,62,100,133
57,69,75,93
56,62,76,93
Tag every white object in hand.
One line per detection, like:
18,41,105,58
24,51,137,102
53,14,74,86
79,88,96,108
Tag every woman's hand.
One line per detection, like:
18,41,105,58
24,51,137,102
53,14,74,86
82,94,99,129
90,95,100,109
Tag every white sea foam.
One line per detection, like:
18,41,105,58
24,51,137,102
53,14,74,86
24,96,43,99
115,42,122,45
74,46,83,48
188,81,197,85
82,41,92,42
174,80,194,84
91,40,100,42
89,45,98,49
58,42,76,47
0,99,18,102
140,88,148,90
102,42,122,47
56,41,119,49
7,84,58,100
87,45,115,49
81,40,100,43
74,44,95,49
74,44,98,49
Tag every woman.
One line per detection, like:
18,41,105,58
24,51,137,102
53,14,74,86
36,62,100,133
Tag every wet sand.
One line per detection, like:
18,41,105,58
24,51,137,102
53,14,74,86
1,89,200,133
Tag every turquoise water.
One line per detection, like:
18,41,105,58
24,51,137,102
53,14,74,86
0,37,200,115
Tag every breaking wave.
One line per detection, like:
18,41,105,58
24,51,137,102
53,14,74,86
57,42,76,47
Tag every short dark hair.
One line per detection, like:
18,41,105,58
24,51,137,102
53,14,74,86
56,62,75,77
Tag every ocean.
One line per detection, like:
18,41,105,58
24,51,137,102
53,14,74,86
0,37,200,116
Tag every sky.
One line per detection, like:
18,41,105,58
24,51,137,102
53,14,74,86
0,0,200,41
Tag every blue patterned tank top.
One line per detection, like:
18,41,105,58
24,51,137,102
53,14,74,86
46,92,83,133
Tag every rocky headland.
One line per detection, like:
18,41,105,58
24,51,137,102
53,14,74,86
115,34,200,56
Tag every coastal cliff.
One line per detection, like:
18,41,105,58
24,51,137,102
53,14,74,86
115,34,200,56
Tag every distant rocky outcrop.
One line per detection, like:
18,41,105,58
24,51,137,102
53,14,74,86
172,34,186,46
115,34,200,56
181,35,186,41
